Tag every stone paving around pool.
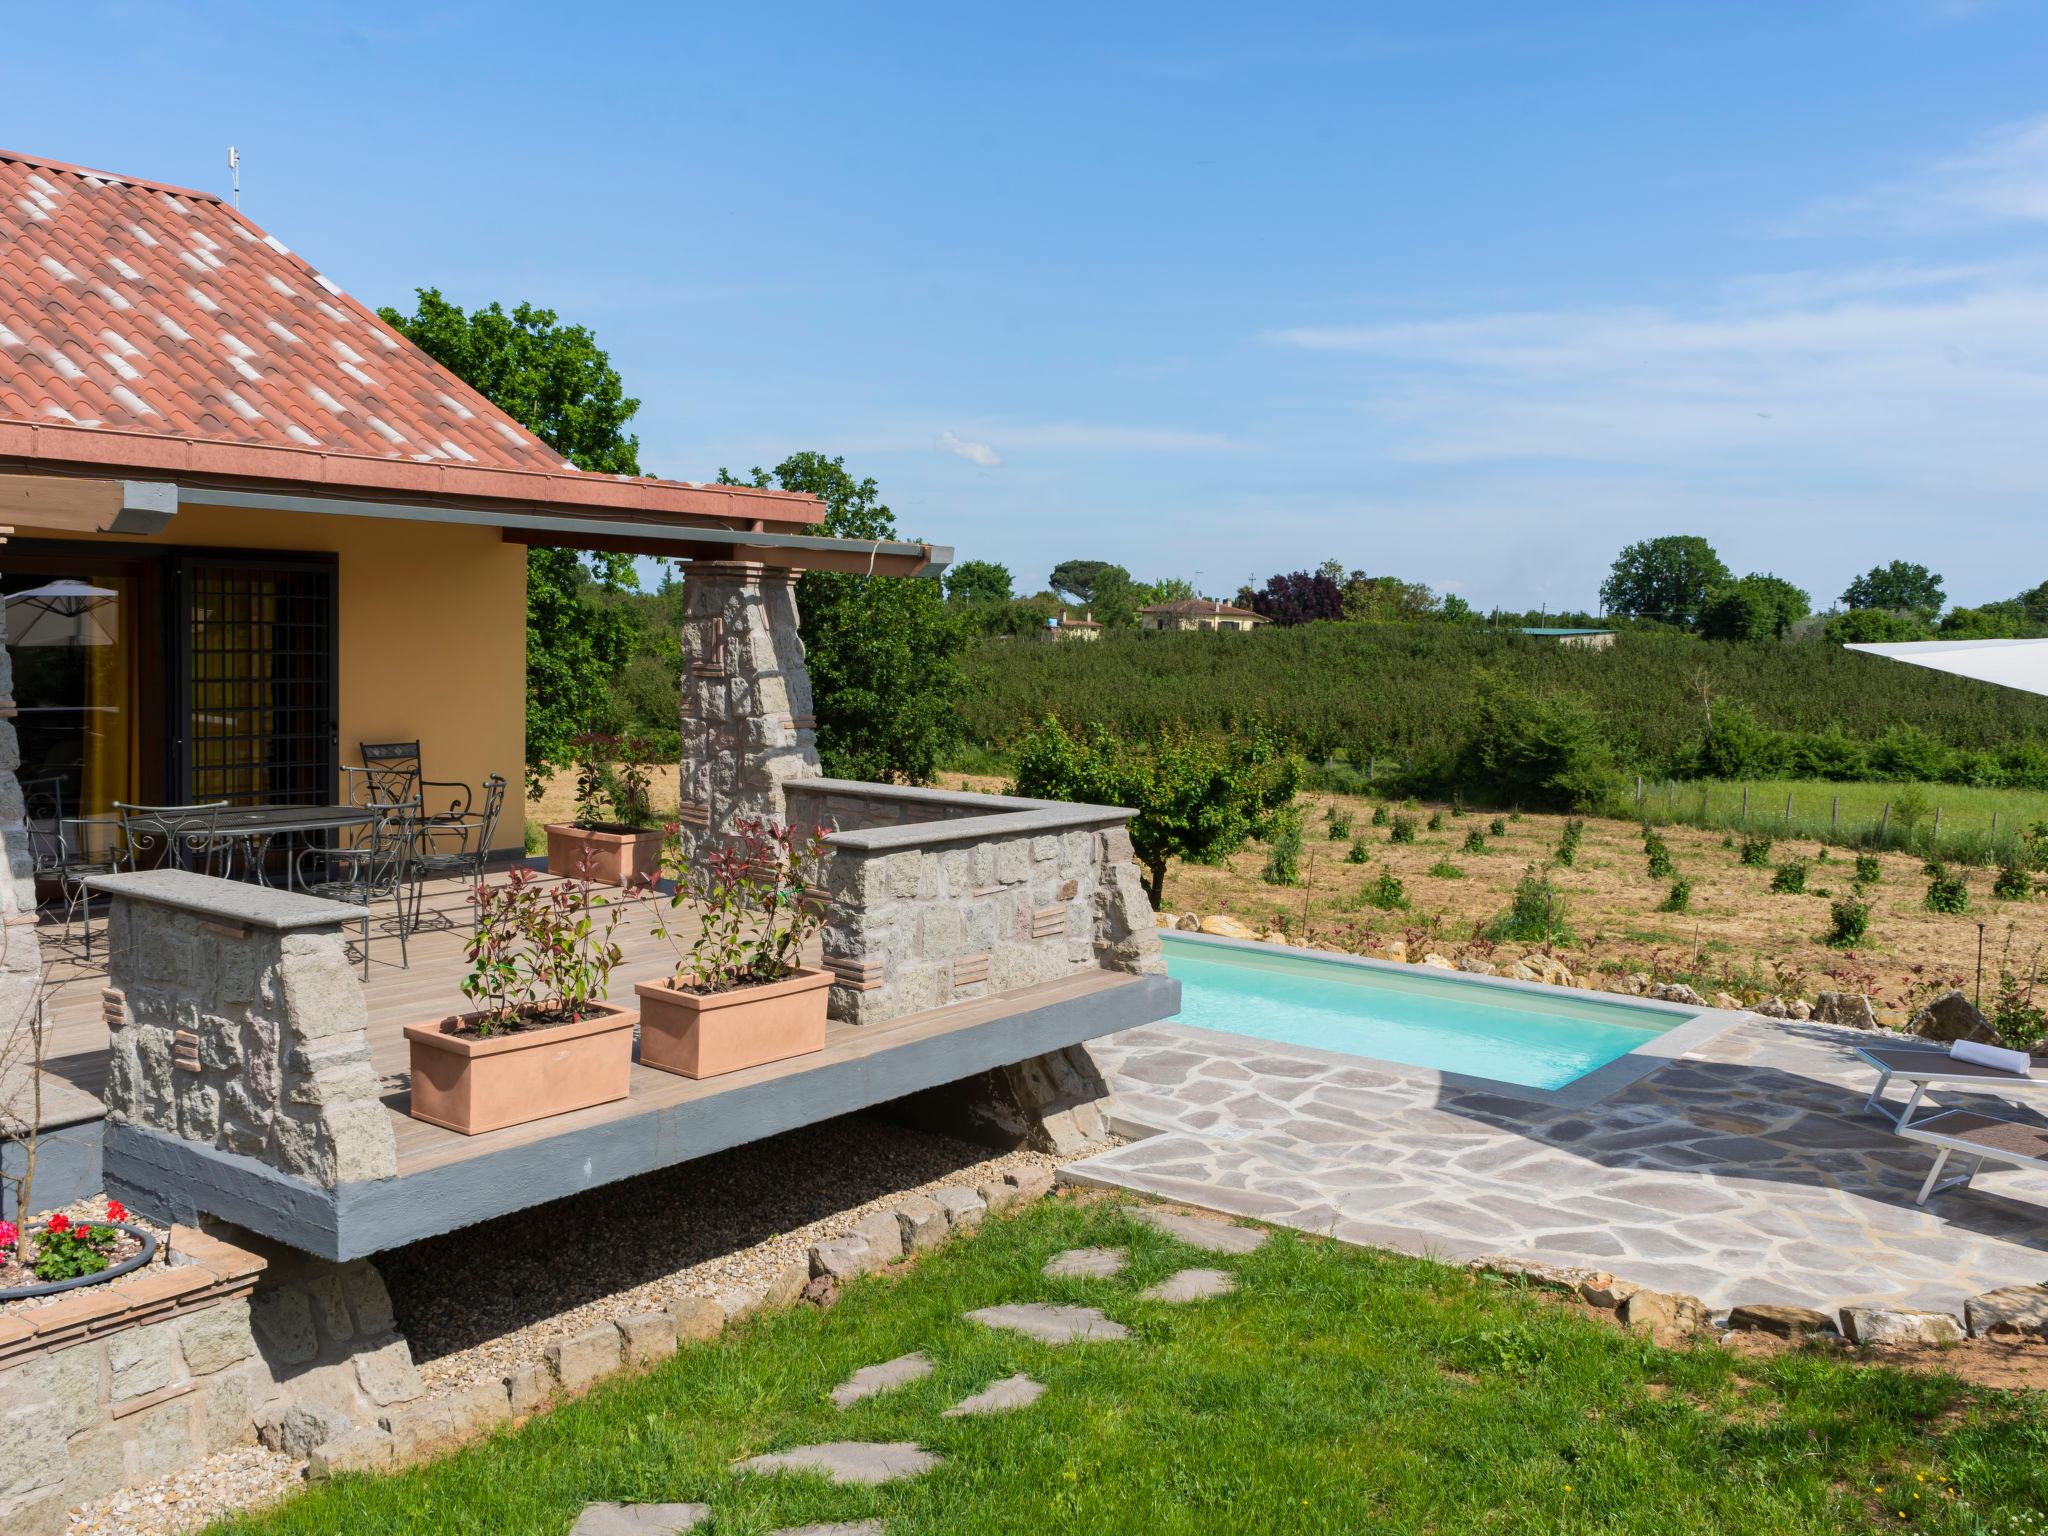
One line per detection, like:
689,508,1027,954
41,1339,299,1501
1074,1014,2048,1315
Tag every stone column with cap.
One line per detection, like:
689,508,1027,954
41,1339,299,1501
674,561,823,866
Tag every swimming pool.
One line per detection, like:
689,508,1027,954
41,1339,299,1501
1161,933,1699,1091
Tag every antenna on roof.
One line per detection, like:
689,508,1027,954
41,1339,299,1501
226,146,240,208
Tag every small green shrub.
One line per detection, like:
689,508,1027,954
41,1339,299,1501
1463,828,1487,854
1489,818,1507,837
1487,865,1571,944
1429,858,1464,879
1854,852,1882,886
1370,804,1390,827
1328,810,1354,840
1262,809,1304,887
1426,810,1445,832
1643,829,1674,879
1770,860,1808,895
1388,814,1418,845
1993,861,2034,901
1555,817,1584,867
1658,878,1692,913
1924,863,1969,915
1346,836,1369,865
1827,893,1872,947
1363,866,1409,911
1738,834,1773,867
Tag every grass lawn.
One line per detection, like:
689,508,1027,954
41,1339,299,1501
211,1196,2048,1536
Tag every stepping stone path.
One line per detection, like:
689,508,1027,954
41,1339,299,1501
570,1504,710,1535
1141,1268,1236,1304
967,1302,1131,1344
944,1373,1046,1417
1130,1208,1268,1256
1044,1246,1128,1279
831,1352,934,1407
737,1441,941,1486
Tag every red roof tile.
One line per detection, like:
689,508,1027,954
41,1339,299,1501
0,150,819,527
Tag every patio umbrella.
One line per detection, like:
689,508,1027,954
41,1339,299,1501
4,580,118,647
1843,638,2048,698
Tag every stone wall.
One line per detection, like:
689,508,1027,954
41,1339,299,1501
93,872,398,1196
674,560,822,867
785,780,1162,1027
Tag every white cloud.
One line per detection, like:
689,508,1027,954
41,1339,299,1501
1777,113,2048,235
937,430,1002,467
988,421,1234,452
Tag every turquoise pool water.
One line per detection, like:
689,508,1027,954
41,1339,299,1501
1161,934,1685,1090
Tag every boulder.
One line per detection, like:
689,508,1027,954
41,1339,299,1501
1726,1303,1837,1340
1908,989,1995,1045
1649,982,1706,1007
1458,957,1496,975
1174,913,1201,932
1370,940,1408,963
1754,995,1789,1019
1505,961,1542,983
1814,992,1878,1030
1712,991,1742,1012
1965,1284,2048,1339
1198,915,1257,940
1786,999,1813,1021
1840,1306,1965,1346
1619,1289,1709,1343
1419,953,1455,970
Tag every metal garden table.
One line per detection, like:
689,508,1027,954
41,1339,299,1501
72,804,377,891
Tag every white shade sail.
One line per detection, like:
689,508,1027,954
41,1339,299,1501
1844,638,2048,699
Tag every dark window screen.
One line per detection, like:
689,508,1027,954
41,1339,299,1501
180,559,336,806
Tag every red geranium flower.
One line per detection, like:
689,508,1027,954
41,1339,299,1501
105,1200,127,1224
46,1212,69,1234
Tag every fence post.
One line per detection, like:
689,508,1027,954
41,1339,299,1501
1784,791,1792,826
1879,802,1891,840
1635,775,1643,813
1831,795,1839,834
1741,785,1749,825
1933,805,1942,847
1667,780,1674,811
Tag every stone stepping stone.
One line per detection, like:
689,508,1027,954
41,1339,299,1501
1043,1246,1128,1279
1130,1207,1268,1255
1141,1268,1236,1304
966,1303,1130,1344
944,1373,1046,1417
768,1526,887,1536
736,1441,940,1486
570,1504,711,1535
830,1352,934,1408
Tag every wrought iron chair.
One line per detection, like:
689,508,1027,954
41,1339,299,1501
345,741,473,824
113,801,231,878
22,777,121,958
296,799,417,979
407,773,507,932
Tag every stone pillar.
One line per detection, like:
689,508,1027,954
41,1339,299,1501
674,560,822,865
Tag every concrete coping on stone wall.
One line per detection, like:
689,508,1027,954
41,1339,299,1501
85,869,361,932
789,778,1135,854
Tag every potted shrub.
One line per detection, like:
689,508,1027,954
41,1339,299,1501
404,863,635,1134
545,732,666,887
637,817,834,1079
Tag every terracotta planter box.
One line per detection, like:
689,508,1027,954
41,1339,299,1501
405,1002,637,1135
636,968,832,1079
545,823,664,887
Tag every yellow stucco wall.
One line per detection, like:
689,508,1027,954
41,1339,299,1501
52,504,528,849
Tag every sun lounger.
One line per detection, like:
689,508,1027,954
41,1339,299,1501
1852,1043,2048,1128
1897,1109,2048,1204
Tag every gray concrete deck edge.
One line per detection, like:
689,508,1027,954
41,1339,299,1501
106,971,1181,1260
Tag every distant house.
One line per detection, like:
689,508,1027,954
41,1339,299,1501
1046,611,1102,641
1520,626,1617,650
1140,598,1268,633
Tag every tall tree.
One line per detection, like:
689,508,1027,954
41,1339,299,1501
1599,536,1731,627
1086,565,1142,627
1250,569,1345,626
1144,576,1198,604
720,454,966,783
943,559,1013,607
1696,573,1811,641
1842,561,1945,616
1048,559,1115,605
379,288,640,787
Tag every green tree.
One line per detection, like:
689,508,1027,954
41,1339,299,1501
378,287,640,786
1010,717,1301,905
719,454,966,784
1049,560,1116,605
1599,536,1731,626
1697,573,1811,641
1842,560,1945,615
1144,576,1197,604
944,559,1013,606
1939,603,2024,639
1087,565,1142,628
1824,608,1931,644
1461,670,1622,810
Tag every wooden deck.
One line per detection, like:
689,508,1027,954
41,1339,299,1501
38,875,1179,1257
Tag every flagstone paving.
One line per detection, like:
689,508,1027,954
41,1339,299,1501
1043,1246,1129,1279
966,1302,1131,1344
1142,1268,1236,1303
569,1502,710,1535
1080,1014,2048,1313
944,1373,1047,1417
830,1353,933,1408
736,1442,941,1486
1129,1207,1271,1255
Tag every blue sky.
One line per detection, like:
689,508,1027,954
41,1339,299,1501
7,1,2048,610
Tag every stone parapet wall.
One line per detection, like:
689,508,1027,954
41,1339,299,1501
90,871,398,1195
786,780,1162,1027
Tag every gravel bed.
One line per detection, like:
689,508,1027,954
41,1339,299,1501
392,1111,1070,1393
66,1446,301,1536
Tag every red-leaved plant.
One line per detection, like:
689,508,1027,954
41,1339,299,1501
649,817,831,993
460,857,625,1034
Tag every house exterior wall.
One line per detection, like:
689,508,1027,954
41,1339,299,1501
21,505,529,849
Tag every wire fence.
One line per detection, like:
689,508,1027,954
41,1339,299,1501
1618,778,2048,866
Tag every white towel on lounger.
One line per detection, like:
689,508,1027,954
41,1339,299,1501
1951,1039,2034,1076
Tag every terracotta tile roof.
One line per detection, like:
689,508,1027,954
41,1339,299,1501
1141,598,1265,620
0,150,818,526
